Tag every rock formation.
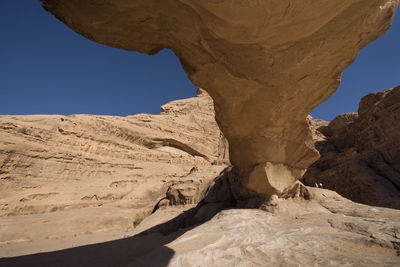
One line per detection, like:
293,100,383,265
304,86,400,209
41,0,399,200
0,89,228,247
2,87,400,265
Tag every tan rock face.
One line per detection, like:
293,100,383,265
303,86,400,209
0,89,228,246
41,0,399,199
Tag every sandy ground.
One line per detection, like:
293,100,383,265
1,188,400,266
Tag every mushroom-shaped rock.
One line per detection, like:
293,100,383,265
41,0,399,201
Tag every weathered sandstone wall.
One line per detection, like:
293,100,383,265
41,0,399,200
0,89,228,243
304,86,400,209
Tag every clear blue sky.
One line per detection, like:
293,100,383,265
1,1,399,121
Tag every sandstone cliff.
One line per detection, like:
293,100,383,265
304,86,400,209
41,0,400,200
2,88,400,265
2,1,400,264
0,89,228,248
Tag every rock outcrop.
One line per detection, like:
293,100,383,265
41,0,399,200
304,86,400,209
0,89,228,246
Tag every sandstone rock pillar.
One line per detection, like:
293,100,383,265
42,0,399,200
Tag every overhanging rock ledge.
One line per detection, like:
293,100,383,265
42,0,399,201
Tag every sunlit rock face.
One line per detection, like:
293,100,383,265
42,0,399,200
0,89,228,243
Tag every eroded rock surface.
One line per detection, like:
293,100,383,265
3,187,400,266
41,0,399,199
159,193,400,267
0,89,228,249
304,86,400,209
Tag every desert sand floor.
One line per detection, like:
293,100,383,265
1,188,400,267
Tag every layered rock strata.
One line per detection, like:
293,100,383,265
41,0,399,200
304,86,400,209
0,89,228,244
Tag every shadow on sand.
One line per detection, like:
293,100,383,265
0,168,236,267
